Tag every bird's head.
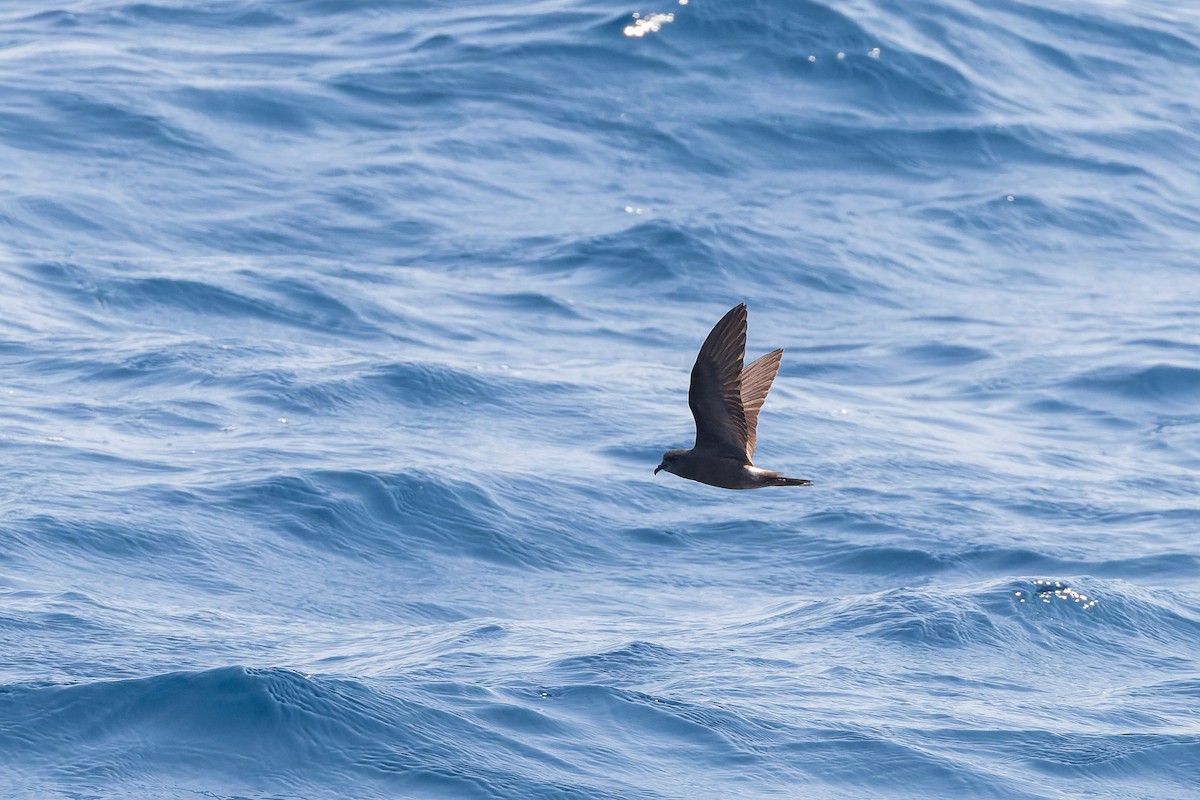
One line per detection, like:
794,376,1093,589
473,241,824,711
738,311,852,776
654,449,688,476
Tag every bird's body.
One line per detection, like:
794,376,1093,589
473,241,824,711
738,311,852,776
655,304,811,490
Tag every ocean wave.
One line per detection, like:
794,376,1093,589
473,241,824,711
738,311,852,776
3,0,1200,797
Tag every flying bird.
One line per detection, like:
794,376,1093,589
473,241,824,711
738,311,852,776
655,303,811,490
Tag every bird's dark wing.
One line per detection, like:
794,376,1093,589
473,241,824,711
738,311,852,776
740,348,782,463
688,303,750,460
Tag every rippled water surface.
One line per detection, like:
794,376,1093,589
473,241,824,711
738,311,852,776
2,1,1199,798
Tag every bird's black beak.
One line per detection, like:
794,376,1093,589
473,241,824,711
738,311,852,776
654,464,663,475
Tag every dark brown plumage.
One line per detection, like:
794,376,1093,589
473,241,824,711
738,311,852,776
655,303,811,490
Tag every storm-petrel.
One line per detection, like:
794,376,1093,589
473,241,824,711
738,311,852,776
655,303,811,490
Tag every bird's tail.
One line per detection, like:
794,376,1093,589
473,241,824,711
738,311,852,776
773,476,812,487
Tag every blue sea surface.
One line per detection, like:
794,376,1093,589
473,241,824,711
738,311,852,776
2,0,1200,797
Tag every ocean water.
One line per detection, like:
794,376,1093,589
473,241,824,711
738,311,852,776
2,0,1199,797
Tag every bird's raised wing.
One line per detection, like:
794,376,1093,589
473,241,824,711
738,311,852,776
740,348,782,463
688,303,750,460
